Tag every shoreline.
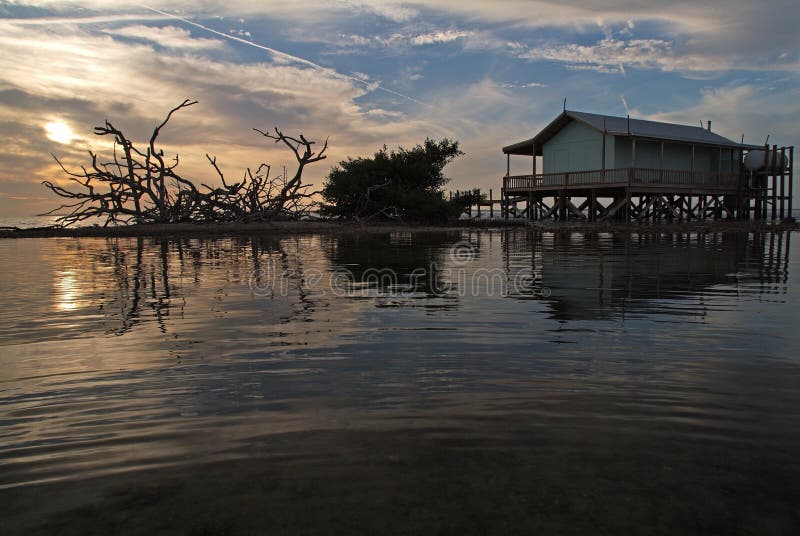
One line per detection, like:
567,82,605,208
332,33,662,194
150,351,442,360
1,218,798,238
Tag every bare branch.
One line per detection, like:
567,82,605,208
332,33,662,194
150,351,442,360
42,101,328,226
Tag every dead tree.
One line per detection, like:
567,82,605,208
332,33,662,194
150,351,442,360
41,100,200,226
203,126,329,222
251,127,328,219
42,101,329,226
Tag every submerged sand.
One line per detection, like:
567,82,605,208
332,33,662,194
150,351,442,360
3,420,797,535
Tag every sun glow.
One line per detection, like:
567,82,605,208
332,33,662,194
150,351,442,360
55,271,80,311
44,120,77,145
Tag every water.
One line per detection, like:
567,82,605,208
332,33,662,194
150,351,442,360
1,230,800,534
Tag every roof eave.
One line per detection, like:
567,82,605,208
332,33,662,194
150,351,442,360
609,131,760,148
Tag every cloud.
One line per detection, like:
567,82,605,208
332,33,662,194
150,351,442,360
336,0,419,22
520,37,686,74
327,1,798,74
1,13,172,25
329,29,474,50
326,27,523,57
106,25,223,49
365,108,406,118
647,83,800,147
500,82,547,89
139,6,431,108
22,1,791,75
408,30,471,46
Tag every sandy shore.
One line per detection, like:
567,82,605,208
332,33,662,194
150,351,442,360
1,219,798,239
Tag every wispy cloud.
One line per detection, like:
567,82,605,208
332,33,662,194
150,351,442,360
408,30,471,46
332,27,524,57
500,82,547,89
0,13,171,25
519,37,679,74
140,5,432,108
648,83,800,147
106,25,223,49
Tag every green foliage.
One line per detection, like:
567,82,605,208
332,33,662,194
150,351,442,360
320,138,466,222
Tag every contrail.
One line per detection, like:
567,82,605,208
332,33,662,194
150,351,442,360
139,5,431,108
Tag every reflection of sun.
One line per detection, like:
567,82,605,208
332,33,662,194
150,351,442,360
45,121,76,145
55,271,79,311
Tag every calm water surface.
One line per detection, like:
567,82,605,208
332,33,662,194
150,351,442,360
1,230,799,533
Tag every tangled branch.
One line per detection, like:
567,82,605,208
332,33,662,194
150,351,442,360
41,102,328,226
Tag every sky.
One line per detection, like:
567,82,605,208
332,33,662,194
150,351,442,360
0,0,798,217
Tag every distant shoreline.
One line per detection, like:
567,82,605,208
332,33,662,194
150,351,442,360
1,219,797,239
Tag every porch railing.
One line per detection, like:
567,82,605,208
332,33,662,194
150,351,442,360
503,168,742,191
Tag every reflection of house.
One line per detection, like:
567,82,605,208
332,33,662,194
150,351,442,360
501,110,794,222
503,231,791,321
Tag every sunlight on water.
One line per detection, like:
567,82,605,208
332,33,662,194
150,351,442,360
53,271,80,311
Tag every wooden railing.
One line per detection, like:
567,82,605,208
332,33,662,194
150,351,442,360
633,168,740,187
503,168,741,191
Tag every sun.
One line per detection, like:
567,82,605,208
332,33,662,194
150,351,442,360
44,120,77,145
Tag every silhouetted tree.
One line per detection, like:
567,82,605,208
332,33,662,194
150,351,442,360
204,127,327,221
320,138,465,223
41,101,327,226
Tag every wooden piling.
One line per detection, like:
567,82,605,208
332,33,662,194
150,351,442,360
771,144,778,221
780,147,786,219
789,146,794,220
687,194,692,221
527,191,532,221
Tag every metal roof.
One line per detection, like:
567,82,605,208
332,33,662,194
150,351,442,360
503,110,761,155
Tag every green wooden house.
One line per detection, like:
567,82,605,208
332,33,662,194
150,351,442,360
500,110,793,221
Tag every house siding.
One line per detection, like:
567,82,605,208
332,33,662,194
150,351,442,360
542,120,613,173
613,138,738,173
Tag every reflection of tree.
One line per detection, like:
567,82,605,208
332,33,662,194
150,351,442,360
102,237,180,335
320,232,461,308
248,235,318,321
502,230,792,321
79,231,486,333
65,235,327,336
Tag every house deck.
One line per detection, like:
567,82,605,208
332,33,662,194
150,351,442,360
504,167,742,195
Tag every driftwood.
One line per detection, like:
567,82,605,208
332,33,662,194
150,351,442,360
41,101,328,226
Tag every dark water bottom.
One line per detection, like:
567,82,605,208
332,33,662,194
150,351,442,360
4,412,798,535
